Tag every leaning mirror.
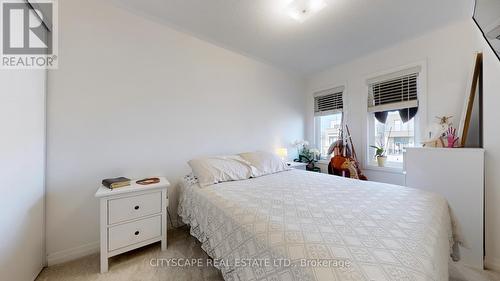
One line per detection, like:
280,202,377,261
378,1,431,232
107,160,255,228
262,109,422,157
474,0,500,61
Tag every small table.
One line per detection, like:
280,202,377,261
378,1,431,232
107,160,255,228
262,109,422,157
287,162,308,170
95,177,170,273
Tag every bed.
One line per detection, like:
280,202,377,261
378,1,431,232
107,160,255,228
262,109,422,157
178,169,453,281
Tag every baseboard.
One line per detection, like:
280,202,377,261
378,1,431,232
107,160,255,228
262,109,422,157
47,241,99,266
485,256,500,272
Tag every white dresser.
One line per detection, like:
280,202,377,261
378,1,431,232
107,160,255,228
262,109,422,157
404,147,484,269
95,178,170,273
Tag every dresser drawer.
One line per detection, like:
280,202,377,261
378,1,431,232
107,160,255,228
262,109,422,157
108,192,162,225
108,215,162,251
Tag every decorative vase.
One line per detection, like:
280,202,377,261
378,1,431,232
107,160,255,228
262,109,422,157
376,156,387,167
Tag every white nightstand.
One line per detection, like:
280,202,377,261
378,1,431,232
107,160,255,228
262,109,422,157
94,177,170,273
287,162,308,170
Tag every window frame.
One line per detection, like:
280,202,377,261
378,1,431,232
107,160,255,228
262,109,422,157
363,61,427,171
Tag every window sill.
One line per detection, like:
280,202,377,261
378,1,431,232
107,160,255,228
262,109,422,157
316,159,405,175
363,164,405,175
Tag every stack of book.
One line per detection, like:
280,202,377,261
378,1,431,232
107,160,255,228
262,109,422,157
102,177,131,189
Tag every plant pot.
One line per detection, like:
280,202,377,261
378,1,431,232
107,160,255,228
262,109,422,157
376,156,387,167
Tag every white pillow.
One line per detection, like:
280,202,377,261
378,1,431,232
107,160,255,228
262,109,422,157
188,155,257,187
239,151,290,176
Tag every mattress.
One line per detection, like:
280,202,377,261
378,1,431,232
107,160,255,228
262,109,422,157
178,170,453,281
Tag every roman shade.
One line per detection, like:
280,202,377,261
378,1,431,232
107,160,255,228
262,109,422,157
314,86,344,116
368,67,420,113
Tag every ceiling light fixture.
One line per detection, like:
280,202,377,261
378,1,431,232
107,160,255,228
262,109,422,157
286,0,327,23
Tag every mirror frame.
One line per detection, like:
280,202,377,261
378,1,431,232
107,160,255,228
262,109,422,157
473,0,500,61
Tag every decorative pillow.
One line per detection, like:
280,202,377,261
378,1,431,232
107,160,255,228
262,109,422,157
238,151,290,176
188,155,257,187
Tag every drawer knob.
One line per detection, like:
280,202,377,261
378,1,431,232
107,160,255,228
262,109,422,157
134,205,139,210
134,231,140,236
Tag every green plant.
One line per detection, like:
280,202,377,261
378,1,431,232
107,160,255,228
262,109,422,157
370,145,385,158
298,146,316,163
371,127,392,158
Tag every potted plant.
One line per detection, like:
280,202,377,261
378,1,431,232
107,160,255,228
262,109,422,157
371,128,392,167
370,145,387,167
292,140,321,172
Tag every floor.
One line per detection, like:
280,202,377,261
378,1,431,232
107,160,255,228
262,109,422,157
37,226,500,281
450,262,500,281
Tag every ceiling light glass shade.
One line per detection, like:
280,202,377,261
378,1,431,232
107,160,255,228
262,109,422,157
286,0,327,22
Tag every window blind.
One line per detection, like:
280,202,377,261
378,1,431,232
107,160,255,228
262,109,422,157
368,73,419,112
314,86,344,116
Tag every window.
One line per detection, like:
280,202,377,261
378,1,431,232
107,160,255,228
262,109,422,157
314,86,344,158
367,67,420,166
318,113,343,156
373,111,415,163
394,120,401,131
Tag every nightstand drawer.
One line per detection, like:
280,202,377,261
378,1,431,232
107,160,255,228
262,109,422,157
108,215,161,251
108,192,162,225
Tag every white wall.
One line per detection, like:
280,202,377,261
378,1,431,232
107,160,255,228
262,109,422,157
306,19,500,269
45,0,305,264
0,68,46,280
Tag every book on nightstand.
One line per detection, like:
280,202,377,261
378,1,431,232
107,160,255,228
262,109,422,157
102,177,131,189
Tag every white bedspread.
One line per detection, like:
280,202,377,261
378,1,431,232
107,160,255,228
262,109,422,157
178,170,453,281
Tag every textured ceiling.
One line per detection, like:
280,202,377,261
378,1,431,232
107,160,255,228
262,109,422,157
113,0,473,74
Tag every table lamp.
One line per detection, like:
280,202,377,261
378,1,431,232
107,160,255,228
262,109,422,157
276,148,288,161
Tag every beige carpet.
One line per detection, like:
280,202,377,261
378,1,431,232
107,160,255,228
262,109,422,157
37,226,500,281
450,261,500,281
